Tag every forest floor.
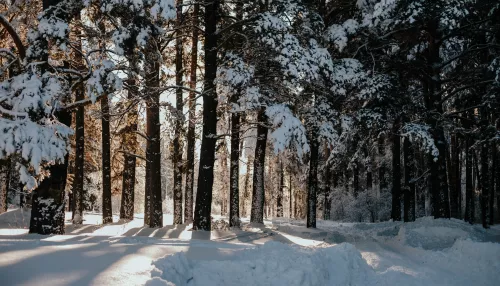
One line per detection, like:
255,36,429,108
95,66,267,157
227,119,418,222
0,209,499,286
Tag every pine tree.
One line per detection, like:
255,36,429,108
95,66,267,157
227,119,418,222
193,0,219,231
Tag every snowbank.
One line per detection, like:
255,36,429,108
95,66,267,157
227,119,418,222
147,241,376,286
147,238,500,286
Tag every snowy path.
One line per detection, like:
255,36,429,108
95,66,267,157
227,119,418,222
1,209,499,285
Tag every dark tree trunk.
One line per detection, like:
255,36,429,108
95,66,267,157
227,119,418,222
71,17,85,224
367,165,373,191
276,161,284,218
403,137,415,222
229,102,241,226
184,2,199,225
464,114,474,223
101,95,113,224
193,0,219,230
480,113,490,228
324,168,332,220
353,163,359,198
173,0,185,225
241,158,252,218
391,121,402,221
378,136,387,221
490,140,495,225
449,134,459,218
120,58,138,221
250,108,268,224
378,136,388,192
307,134,319,228
71,86,84,224
430,126,450,219
228,0,243,228
496,120,500,224
289,172,293,218
456,137,462,219
0,159,9,213
496,143,500,224
145,40,163,228
29,111,71,234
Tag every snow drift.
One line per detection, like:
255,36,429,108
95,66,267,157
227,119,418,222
146,241,376,286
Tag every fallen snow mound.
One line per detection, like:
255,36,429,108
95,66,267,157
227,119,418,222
274,216,500,250
146,241,376,286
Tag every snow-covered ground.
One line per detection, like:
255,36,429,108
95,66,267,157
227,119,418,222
1,209,499,286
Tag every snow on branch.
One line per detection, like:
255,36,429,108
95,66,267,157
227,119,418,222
401,123,439,159
266,104,310,159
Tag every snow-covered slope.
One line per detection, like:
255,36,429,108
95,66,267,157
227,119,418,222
1,209,499,286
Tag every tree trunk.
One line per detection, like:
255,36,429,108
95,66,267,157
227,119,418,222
241,157,252,218
276,161,284,218
101,95,113,224
391,121,402,221
120,58,138,221
307,134,319,228
193,0,219,230
464,114,474,223
29,111,71,234
496,120,500,224
228,0,243,228
250,108,268,224
71,17,85,225
496,144,500,224
449,134,459,218
173,0,185,225
324,168,332,220
489,140,495,225
353,162,359,197
289,173,293,219
0,159,9,213
71,86,85,224
378,136,387,221
145,39,163,228
480,112,490,228
184,2,199,225
403,137,415,222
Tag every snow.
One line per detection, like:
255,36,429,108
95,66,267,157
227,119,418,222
0,209,499,286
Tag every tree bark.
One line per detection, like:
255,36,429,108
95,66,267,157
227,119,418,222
307,134,319,228
449,134,460,218
228,0,243,228
120,58,138,221
289,172,293,218
71,15,85,225
145,39,163,228
0,159,9,213
29,0,71,233
276,160,284,218
241,157,252,218
250,108,268,224
184,2,199,225
496,141,500,224
490,141,496,225
101,95,113,224
353,162,359,198
324,168,332,220
464,113,474,223
173,0,185,225
403,137,415,222
391,121,402,221
480,110,490,228
193,0,219,230
29,110,71,234
71,86,85,224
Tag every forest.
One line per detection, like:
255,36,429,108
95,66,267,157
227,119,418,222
0,0,500,234
1,1,500,285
